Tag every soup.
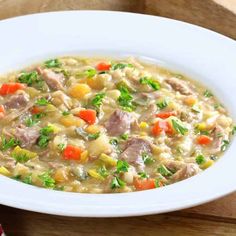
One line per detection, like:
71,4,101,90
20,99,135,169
0,57,234,193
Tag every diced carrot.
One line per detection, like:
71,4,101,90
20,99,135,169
152,120,173,136
0,105,5,118
76,109,96,125
156,111,177,119
184,96,197,106
63,145,83,160
31,106,42,114
196,135,212,145
134,178,156,191
96,62,111,71
0,83,25,96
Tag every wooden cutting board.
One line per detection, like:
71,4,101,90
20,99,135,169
0,0,235,235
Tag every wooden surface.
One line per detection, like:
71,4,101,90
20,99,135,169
0,0,236,235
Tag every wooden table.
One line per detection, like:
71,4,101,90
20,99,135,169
0,0,236,235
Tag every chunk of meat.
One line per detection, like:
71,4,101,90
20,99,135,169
105,109,133,136
51,91,72,109
12,125,40,148
140,103,157,121
210,125,225,154
120,138,152,168
162,159,201,182
172,163,201,182
4,93,29,109
38,68,65,90
165,77,193,95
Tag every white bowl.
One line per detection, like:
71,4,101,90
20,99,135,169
0,11,235,217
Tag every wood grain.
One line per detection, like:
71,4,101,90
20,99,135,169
0,204,236,236
0,0,236,235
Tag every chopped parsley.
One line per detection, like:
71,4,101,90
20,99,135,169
221,140,230,152
139,77,160,91
62,111,71,116
84,68,96,77
142,152,155,165
57,143,66,151
35,97,50,106
118,86,136,112
111,176,126,189
231,126,236,135
38,171,55,188
120,133,129,140
171,119,188,135
25,113,46,127
203,90,213,98
116,160,129,173
155,179,163,188
22,173,32,185
195,155,206,165
37,126,54,148
0,136,19,151
91,93,105,109
138,172,149,178
157,99,168,110
88,132,100,140
44,59,61,68
12,153,30,163
111,63,133,70
157,164,172,176
98,165,109,178
18,71,39,86
109,138,119,146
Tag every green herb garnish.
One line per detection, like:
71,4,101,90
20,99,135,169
109,138,119,146
231,126,236,135
157,164,172,176
62,111,71,116
18,71,39,86
191,104,201,113
98,166,109,178
88,132,100,140
84,68,96,77
1,136,19,151
22,173,32,185
138,172,149,178
221,140,230,152
35,97,50,106
44,59,61,68
25,113,46,127
57,143,66,151
139,77,160,91
37,126,54,148
116,160,129,173
111,176,126,189
171,119,188,135
142,152,155,165
12,153,30,163
203,90,213,98
111,63,133,70
38,171,55,188
91,93,105,109
196,155,206,165
118,86,136,112
157,99,168,110
120,133,129,140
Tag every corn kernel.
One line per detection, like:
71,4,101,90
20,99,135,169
200,160,214,169
69,83,91,99
139,122,149,129
88,169,104,181
47,123,61,133
196,123,206,131
0,166,10,176
80,150,88,163
85,125,102,134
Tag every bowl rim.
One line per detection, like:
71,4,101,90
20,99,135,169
0,10,235,217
